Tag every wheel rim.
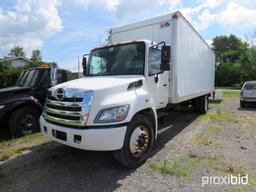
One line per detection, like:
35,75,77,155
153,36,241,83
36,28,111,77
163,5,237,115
129,125,150,157
21,114,35,135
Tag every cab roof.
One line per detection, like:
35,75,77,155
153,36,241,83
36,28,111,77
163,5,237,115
92,40,156,51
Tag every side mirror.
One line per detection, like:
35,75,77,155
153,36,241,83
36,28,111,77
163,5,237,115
161,45,171,71
82,56,87,76
50,68,57,87
160,62,170,71
161,45,171,63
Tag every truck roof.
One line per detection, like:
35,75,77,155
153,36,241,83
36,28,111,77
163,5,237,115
110,11,213,52
23,67,68,72
92,39,154,50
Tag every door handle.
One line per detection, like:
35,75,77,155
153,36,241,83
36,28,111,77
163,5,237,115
154,74,159,83
163,84,167,87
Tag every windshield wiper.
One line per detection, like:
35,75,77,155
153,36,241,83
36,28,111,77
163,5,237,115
103,72,119,75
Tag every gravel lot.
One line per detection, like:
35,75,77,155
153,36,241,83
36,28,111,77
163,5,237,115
0,96,255,192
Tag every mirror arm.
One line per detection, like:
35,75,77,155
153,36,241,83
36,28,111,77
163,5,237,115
152,41,166,49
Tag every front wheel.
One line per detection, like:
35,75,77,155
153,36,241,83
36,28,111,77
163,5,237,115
9,106,41,137
113,114,154,168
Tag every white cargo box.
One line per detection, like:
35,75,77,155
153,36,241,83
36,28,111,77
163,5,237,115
109,11,215,104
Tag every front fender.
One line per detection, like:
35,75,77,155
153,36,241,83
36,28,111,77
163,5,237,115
88,88,157,129
0,95,43,122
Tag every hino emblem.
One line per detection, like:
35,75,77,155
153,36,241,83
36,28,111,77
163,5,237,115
55,88,65,101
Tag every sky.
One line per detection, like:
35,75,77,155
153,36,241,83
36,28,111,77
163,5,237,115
0,0,256,71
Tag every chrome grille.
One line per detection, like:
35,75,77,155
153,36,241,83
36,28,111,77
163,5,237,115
43,88,94,128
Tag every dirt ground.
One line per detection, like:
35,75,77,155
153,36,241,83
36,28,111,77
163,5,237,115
0,97,255,192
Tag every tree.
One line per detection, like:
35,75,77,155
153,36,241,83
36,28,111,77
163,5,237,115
8,46,25,57
0,61,24,88
31,49,42,63
213,34,252,88
213,35,248,63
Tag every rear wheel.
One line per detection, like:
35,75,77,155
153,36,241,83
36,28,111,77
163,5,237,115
240,101,246,108
192,95,208,114
113,114,154,168
9,106,41,137
199,95,209,114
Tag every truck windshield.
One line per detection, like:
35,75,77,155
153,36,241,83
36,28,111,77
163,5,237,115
15,69,41,88
87,42,145,76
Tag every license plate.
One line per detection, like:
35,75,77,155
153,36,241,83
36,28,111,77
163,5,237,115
52,129,67,141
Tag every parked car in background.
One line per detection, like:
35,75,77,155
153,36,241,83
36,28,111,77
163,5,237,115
0,66,79,137
240,81,256,108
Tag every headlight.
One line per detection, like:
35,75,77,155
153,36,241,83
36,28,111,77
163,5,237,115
0,105,5,110
94,105,130,123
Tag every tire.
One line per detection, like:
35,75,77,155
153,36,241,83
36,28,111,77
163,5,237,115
193,96,208,114
240,101,246,108
198,96,208,114
192,98,200,113
9,106,41,137
113,114,154,168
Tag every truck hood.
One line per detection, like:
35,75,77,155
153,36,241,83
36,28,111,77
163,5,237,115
52,75,144,97
0,86,31,98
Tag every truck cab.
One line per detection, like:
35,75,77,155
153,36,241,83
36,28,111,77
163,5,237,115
0,66,76,137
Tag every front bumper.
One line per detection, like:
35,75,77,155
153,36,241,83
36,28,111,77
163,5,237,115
40,116,127,151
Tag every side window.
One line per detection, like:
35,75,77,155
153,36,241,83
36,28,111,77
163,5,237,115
41,69,51,88
148,48,161,76
56,70,68,84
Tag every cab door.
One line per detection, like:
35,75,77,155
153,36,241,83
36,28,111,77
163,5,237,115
147,47,169,109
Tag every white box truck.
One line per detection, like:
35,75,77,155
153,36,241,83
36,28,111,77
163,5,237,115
40,11,215,168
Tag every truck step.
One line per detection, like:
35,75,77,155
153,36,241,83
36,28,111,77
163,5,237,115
157,111,169,119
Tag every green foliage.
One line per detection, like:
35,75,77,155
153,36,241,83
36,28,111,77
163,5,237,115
0,47,59,88
0,61,25,88
198,110,238,123
213,34,256,87
150,159,188,177
8,46,25,57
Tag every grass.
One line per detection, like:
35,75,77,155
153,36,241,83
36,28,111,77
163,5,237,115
150,153,246,176
0,133,50,162
150,160,172,175
222,90,240,97
216,87,239,90
195,137,213,146
150,159,189,177
207,126,221,133
198,110,238,123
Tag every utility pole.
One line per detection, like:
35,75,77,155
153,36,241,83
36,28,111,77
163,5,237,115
78,56,80,77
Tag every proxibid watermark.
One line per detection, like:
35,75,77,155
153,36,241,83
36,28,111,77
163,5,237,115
202,174,249,187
